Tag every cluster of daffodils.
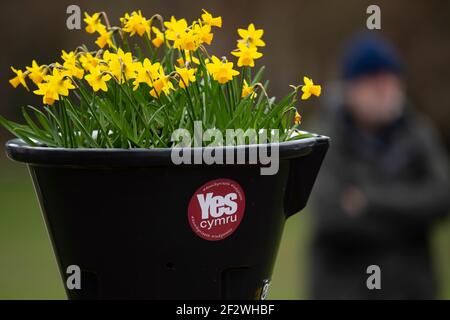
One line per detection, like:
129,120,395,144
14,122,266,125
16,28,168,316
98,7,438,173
3,10,321,148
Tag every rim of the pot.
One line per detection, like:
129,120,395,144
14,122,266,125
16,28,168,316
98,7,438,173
5,134,330,167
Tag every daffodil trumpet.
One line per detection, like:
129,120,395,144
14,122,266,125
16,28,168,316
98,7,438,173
2,9,321,148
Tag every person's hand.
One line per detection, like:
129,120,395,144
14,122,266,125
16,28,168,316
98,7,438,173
340,185,367,217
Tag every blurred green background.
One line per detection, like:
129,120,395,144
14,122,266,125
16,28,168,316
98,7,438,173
1,149,449,299
1,0,450,299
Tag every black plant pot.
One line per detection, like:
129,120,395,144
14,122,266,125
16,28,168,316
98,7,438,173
6,135,329,300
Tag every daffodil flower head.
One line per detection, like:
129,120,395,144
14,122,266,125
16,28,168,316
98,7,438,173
120,13,131,25
79,53,101,71
9,67,29,90
192,22,214,46
150,69,174,98
34,83,58,105
95,29,115,49
201,9,222,28
164,16,188,45
132,61,145,90
242,80,256,98
84,12,103,34
61,51,84,80
177,50,200,67
105,48,136,83
178,28,200,51
33,68,75,105
175,66,196,88
84,66,112,92
206,56,240,84
238,23,265,48
46,68,75,96
151,27,165,48
294,111,302,124
121,10,150,37
26,60,47,85
61,50,77,64
231,43,263,67
164,16,188,33
301,76,321,100
133,58,161,90
102,50,115,62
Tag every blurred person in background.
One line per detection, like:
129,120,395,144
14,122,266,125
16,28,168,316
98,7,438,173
310,33,450,299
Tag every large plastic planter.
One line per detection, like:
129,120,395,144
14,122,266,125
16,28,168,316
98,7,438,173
6,135,329,300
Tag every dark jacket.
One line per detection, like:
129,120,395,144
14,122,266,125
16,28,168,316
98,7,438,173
310,106,450,300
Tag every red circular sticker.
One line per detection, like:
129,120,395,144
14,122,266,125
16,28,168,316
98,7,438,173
188,179,246,241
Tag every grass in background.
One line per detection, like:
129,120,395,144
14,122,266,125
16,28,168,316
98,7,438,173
0,157,65,299
0,156,449,300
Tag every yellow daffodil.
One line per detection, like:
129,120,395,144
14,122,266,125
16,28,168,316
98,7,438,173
61,50,77,64
206,56,240,84
61,51,84,79
238,23,265,48
150,70,174,98
164,16,188,34
294,111,302,124
169,22,213,50
34,85,58,105
26,60,47,85
63,63,84,80
242,80,256,98
33,68,75,105
79,53,101,70
166,32,184,49
120,13,131,24
177,50,200,67
164,16,188,40
105,48,136,83
192,23,213,46
95,29,115,49
9,67,29,90
121,10,150,37
151,27,165,48
178,29,199,51
85,66,111,92
301,76,321,100
231,44,263,67
201,10,222,28
102,50,114,62
164,16,189,48
84,12,103,34
133,59,161,90
175,66,196,88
